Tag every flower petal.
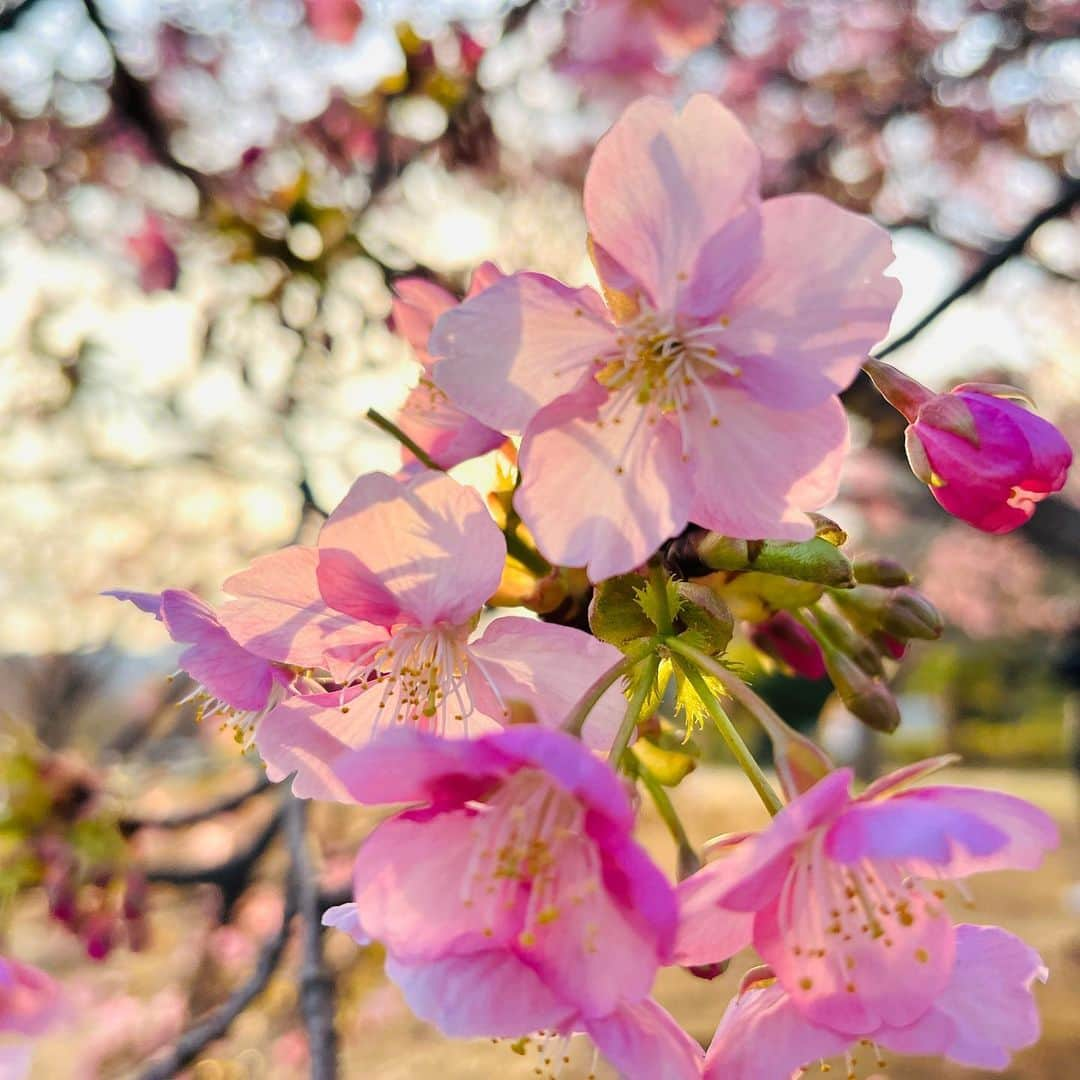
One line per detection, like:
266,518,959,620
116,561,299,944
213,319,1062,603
394,380,505,470
685,392,848,542
220,545,386,669
583,95,760,313
673,853,756,967
103,589,163,619
318,470,505,628
391,278,457,365
431,272,615,433
516,385,692,581
585,999,705,1080
321,903,371,946
466,616,628,751
720,194,900,410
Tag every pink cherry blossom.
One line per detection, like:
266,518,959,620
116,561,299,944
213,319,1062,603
392,264,507,470
431,96,899,579
327,724,702,1079
749,611,827,680
909,389,1073,534
303,0,362,43
702,924,1047,1079
126,215,179,292
105,588,294,745
674,758,1057,1035
217,470,627,799
561,0,723,88
0,955,66,1079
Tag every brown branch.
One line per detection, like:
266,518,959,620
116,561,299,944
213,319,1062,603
119,774,272,833
284,798,339,1080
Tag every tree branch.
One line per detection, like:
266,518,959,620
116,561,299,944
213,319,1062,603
284,798,339,1080
139,874,298,1080
874,178,1080,359
119,774,272,833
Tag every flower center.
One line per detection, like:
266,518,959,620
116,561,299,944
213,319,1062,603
343,624,477,735
180,670,295,749
462,768,598,946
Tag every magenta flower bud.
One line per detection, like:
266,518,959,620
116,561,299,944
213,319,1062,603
688,960,730,981
867,359,1073,533
83,914,116,961
749,612,827,680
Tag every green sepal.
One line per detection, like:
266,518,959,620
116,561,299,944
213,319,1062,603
588,573,655,648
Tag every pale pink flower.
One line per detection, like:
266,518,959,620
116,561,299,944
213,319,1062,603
432,96,899,579
391,264,506,470
703,924,1047,1078
327,724,702,1080
105,588,294,745
0,956,66,1079
218,471,627,799
674,758,1056,1035
304,0,362,43
561,0,723,86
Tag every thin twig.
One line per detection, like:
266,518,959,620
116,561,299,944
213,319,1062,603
139,875,298,1080
874,178,1080,359
119,774,272,833
284,798,339,1080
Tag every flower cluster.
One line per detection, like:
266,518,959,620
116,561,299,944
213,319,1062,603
97,94,1071,1078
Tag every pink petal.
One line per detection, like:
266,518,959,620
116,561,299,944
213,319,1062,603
583,95,761,313
253,684,380,801
0,958,65,1038
391,278,457,365
702,978,850,1080
103,589,163,619
466,616,628,751
685,392,849,542
332,725,512,807
320,903,371,946
754,845,955,1035
384,950,577,1038
673,854,756,967
515,384,692,581
394,380,505,470
160,590,276,712
719,769,853,912
720,194,900,410
354,808,520,960
318,471,505,628
465,260,505,297
220,545,386,669
431,272,616,433
858,756,959,800
585,999,705,1080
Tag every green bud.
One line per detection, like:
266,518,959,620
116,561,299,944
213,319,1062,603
674,581,734,657
813,605,884,677
706,572,825,622
695,533,854,588
852,556,911,588
824,651,901,734
588,573,654,648
832,584,943,641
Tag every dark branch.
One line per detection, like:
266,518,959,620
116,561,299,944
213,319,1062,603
145,806,283,916
119,774,272,833
874,178,1080,360
139,875,298,1080
284,798,339,1080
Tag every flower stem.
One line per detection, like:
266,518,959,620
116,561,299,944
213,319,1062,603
365,407,442,471
564,638,657,739
608,653,661,766
635,759,697,875
666,639,783,817
504,529,551,578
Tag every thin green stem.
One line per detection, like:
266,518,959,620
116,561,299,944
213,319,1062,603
504,529,551,578
637,760,694,859
666,641,783,817
365,408,442,471
608,654,660,766
563,638,657,738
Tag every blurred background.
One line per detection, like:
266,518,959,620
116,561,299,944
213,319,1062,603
0,0,1078,1076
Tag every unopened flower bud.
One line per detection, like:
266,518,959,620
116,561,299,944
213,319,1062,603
813,606,884,677
670,530,854,587
824,651,901,734
832,585,943,641
749,612,826,680
872,630,907,661
674,581,734,657
852,556,911,588
688,960,730,981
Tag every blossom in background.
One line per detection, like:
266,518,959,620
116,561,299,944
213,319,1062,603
675,758,1057,1034
0,955,66,1079
866,360,1073,533
703,924,1047,1078
304,0,362,44
217,470,627,799
126,215,179,292
561,0,723,87
326,724,703,1080
105,588,296,746
391,264,507,470
432,95,899,579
